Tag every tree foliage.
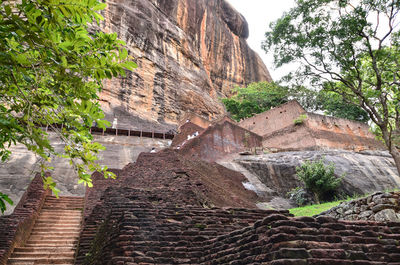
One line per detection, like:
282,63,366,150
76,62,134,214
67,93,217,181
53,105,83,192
0,0,136,211
316,91,369,122
221,82,289,121
264,0,400,174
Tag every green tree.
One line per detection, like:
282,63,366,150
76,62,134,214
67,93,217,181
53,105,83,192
222,82,289,121
0,0,136,212
264,0,400,174
315,90,369,123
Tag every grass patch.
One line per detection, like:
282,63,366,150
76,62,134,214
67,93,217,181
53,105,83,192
289,189,400,217
289,200,346,217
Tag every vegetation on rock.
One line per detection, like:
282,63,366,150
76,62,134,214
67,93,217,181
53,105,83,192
264,0,400,174
0,0,136,212
296,158,342,203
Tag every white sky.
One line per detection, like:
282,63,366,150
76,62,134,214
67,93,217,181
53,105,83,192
226,0,295,81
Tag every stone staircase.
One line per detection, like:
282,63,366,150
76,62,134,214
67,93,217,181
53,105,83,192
7,196,84,265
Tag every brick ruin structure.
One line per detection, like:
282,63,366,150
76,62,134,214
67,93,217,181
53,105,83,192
173,100,385,162
239,100,384,152
1,150,400,264
75,150,400,264
2,102,399,264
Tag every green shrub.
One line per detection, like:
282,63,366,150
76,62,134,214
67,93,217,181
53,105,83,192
296,158,342,203
293,114,307,125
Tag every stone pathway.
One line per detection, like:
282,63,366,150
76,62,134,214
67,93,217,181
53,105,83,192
7,195,84,265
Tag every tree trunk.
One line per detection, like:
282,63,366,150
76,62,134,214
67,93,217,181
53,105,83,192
389,147,400,177
382,129,400,176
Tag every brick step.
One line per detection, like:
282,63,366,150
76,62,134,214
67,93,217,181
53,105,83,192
13,247,75,253
11,252,75,258
47,195,84,199
36,218,81,225
40,208,82,214
26,239,78,245
42,202,83,205
42,204,83,208
32,228,80,233
40,212,82,216
29,235,79,241
36,215,82,220
23,243,76,248
43,202,84,207
7,257,74,264
7,195,83,265
35,221,81,228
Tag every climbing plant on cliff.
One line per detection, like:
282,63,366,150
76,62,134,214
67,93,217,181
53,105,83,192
0,0,136,211
222,82,289,121
264,0,400,175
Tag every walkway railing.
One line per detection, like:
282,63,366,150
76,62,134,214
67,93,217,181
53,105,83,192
44,124,175,140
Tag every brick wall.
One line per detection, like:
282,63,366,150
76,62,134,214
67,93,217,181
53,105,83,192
76,186,288,265
178,113,212,129
239,100,305,137
0,173,50,265
179,120,262,162
199,214,400,264
238,101,384,151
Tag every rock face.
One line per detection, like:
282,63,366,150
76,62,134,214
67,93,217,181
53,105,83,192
100,0,272,127
319,191,400,222
236,150,400,197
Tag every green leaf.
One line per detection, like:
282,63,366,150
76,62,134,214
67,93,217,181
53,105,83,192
93,3,107,11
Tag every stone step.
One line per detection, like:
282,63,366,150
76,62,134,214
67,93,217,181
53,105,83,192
32,228,80,233
23,243,76,248
40,211,82,215
7,257,74,264
13,247,75,253
33,225,81,230
35,219,81,224
7,196,84,265
11,252,75,258
29,235,79,241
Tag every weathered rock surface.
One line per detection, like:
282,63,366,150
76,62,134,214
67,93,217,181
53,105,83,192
0,132,171,215
236,150,400,197
319,191,400,222
99,0,271,127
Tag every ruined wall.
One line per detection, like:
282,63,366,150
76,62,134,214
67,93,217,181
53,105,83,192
239,101,305,137
262,124,317,150
178,121,262,162
171,122,205,147
238,101,384,151
178,113,212,129
99,0,272,127
306,113,384,151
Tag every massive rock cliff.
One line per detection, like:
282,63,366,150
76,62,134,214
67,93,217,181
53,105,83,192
100,0,272,129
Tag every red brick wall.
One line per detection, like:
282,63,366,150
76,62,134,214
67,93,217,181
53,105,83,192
262,123,317,150
0,173,50,265
239,100,305,137
178,113,212,129
179,121,262,162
